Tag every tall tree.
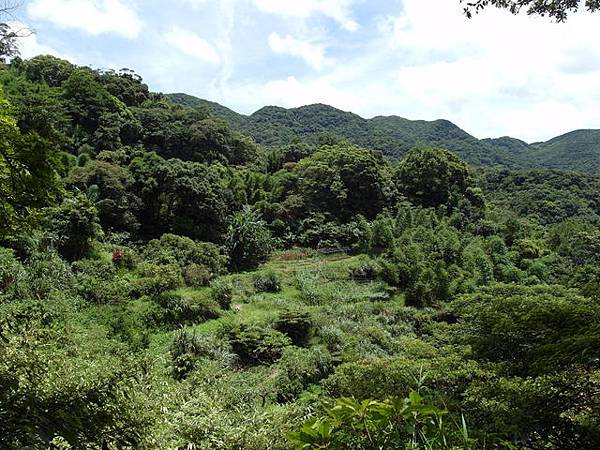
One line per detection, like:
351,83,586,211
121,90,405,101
0,88,62,236
291,143,395,221
394,146,484,213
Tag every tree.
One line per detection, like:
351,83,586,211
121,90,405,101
133,103,258,165
461,0,600,21
62,68,126,143
291,143,395,222
395,146,483,213
451,283,600,375
0,69,71,144
0,88,62,236
128,153,231,242
67,160,140,232
44,194,100,261
0,2,29,62
20,55,75,87
225,206,274,272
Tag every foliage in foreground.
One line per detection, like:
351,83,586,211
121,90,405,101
289,392,475,450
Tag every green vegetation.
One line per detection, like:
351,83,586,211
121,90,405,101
1,55,600,449
171,94,600,174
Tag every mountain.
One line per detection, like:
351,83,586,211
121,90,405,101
167,94,520,168
167,93,600,173
482,136,531,157
528,129,600,173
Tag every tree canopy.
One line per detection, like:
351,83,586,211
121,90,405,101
461,0,600,21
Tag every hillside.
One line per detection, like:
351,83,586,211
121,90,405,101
529,129,600,173
168,94,521,168
169,94,600,173
3,55,600,450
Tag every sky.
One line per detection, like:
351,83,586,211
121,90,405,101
8,0,600,142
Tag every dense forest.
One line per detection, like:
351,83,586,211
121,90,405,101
1,55,600,450
169,93,600,173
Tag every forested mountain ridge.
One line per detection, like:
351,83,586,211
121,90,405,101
169,92,600,173
168,92,520,167
529,129,600,173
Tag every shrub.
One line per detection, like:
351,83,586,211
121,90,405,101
295,270,322,305
143,233,226,276
95,303,153,350
135,263,183,296
228,325,291,366
170,329,236,379
350,257,381,282
183,263,212,287
211,279,234,310
252,270,282,293
152,291,220,327
319,325,346,353
111,247,139,269
273,310,314,347
76,275,131,304
451,284,600,375
274,346,334,403
225,207,274,272
72,258,116,280
288,391,472,450
0,248,24,294
43,194,101,261
25,252,74,300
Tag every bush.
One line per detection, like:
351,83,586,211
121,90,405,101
76,275,131,304
183,263,212,287
274,346,334,403
44,194,101,261
228,325,291,366
273,310,314,347
0,248,24,294
350,257,381,281
295,270,322,305
143,233,226,276
225,207,274,272
95,303,153,350
252,270,282,293
152,291,220,327
451,284,600,375
134,263,183,296
170,329,236,380
288,391,471,450
72,258,116,279
111,247,139,269
322,347,482,401
25,252,74,300
211,279,234,310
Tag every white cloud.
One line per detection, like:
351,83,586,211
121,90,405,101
260,76,359,111
253,0,359,31
162,0,600,142
164,26,220,65
27,0,141,39
372,0,600,141
268,33,329,70
221,75,361,115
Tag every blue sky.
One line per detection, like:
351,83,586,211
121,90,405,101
10,0,600,142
